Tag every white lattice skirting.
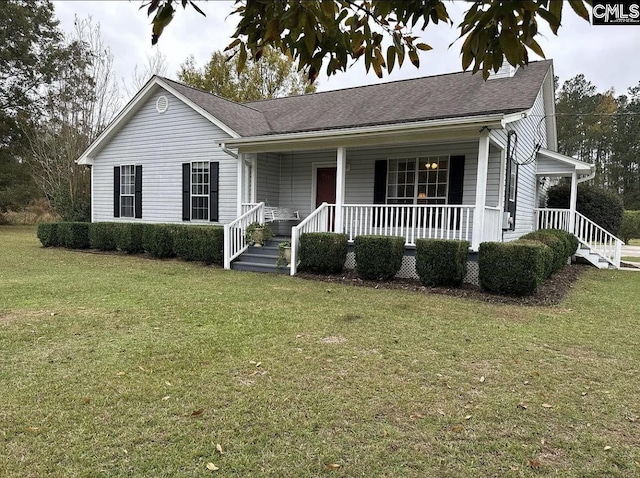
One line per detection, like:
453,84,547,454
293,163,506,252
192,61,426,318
344,252,480,285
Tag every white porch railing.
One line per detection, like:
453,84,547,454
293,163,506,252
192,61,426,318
340,204,474,245
290,203,335,275
535,208,623,268
483,206,502,243
574,211,623,267
535,208,571,231
242,203,259,215
223,202,265,269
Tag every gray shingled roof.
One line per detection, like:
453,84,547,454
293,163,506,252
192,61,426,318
161,60,551,138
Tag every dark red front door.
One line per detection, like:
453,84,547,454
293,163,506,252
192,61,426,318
316,167,337,207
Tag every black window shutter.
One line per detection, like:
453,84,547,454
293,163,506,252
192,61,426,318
134,165,143,218
182,163,191,221
447,155,465,205
113,166,120,218
209,162,219,222
373,160,387,204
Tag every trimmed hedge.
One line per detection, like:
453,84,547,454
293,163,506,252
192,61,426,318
415,239,469,287
173,225,224,265
113,223,145,254
299,232,348,273
479,241,552,296
142,224,175,259
88,222,117,251
354,235,404,280
619,210,640,243
37,222,59,247
57,222,90,249
520,231,566,275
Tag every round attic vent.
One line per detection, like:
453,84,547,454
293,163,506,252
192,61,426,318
156,95,169,113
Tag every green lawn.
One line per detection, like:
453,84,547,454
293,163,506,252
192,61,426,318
1,226,639,477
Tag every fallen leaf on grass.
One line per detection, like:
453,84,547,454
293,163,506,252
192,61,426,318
410,413,425,420
479,376,485,383
26,427,39,432
165,381,172,386
464,415,472,420
517,402,528,410
452,425,464,432
206,463,219,471
325,463,341,470
162,396,171,401
604,446,612,451
116,371,125,376
255,362,262,368
216,444,224,454
523,380,531,385
191,409,204,417
527,458,541,469
541,403,553,409
382,429,388,437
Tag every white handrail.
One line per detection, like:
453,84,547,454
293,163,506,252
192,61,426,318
290,203,335,275
574,211,623,268
223,202,265,269
340,204,474,245
534,208,624,268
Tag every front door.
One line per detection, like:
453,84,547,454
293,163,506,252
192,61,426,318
315,167,337,207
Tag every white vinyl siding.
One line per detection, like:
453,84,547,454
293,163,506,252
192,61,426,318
91,88,235,224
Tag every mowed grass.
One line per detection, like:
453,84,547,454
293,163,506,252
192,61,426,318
1,226,639,477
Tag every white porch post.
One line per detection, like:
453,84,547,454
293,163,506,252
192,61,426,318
569,170,578,233
250,154,257,203
335,146,347,232
237,152,245,216
472,133,490,250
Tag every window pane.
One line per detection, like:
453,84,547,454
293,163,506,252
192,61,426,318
192,196,208,220
121,196,134,218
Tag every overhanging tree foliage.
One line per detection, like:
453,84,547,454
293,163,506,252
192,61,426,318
178,46,316,102
143,0,591,82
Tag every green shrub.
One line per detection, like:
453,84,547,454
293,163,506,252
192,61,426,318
299,233,348,273
619,210,640,243
546,183,623,235
142,224,175,259
88,222,117,251
57,222,90,249
479,241,552,296
113,223,145,254
415,239,469,287
520,231,566,275
173,225,224,265
37,222,59,247
540,229,580,259
354,235,405,280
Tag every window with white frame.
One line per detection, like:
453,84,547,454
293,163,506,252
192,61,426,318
191,161,210,220
120,165,135,217
387,156,449,204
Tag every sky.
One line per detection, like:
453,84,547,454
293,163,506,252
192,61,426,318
53,1,640,99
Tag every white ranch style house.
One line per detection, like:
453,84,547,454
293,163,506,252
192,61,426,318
77,60,622,276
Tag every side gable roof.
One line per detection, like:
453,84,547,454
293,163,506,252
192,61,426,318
242,60,553,136
78,60,553,164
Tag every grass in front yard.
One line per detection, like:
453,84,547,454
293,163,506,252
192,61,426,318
1,226,639,477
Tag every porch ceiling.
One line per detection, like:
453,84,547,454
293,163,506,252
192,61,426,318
222,114,506,154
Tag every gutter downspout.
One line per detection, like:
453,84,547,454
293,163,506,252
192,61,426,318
220,143,238,159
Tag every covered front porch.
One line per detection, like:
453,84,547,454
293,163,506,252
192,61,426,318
222,118,511,274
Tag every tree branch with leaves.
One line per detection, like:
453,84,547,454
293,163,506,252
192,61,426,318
143,0,591,82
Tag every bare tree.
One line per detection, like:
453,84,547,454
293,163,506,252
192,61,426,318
24,16,121,220
124,49,169,99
